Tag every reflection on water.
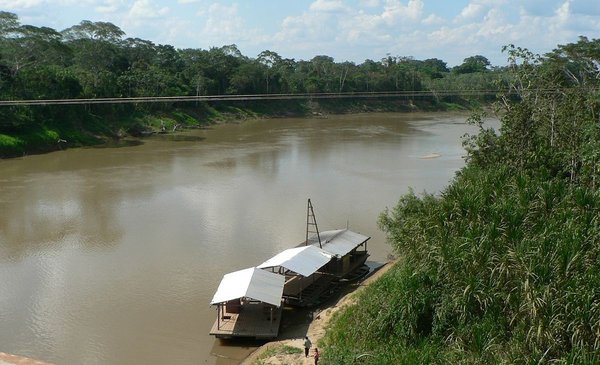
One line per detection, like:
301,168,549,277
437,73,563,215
0,112,492,364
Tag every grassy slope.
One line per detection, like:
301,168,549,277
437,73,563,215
320,164,600,364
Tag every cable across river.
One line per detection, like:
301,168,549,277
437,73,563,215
0,90,510,107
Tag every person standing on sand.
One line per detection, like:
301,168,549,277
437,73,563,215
314,348,320,364
304,336,312,357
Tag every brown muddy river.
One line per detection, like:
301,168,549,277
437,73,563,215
0,112,490,364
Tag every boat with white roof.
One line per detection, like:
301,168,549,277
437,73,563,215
209,199,370,339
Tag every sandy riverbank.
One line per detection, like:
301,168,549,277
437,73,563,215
0,352,53,365
239,259,397,365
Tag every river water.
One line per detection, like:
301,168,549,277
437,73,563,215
0,112,484,364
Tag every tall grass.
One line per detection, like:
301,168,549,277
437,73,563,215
321,165,600,364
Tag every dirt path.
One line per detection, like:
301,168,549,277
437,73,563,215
240,260,396,365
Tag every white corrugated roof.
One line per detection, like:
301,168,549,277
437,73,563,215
308,229,370,257
257,245,332,277
210,267,284,307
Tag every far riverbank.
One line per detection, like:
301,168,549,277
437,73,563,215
0,98,473,158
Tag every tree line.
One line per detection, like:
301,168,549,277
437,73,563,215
0,12,505,156
0,12,497,100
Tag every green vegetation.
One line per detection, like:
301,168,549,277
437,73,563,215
1,11,502,157
320,37,600,364
252,344,303,365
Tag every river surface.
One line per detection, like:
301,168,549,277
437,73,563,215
0,112,488,364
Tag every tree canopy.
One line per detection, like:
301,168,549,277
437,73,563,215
0,12,500,102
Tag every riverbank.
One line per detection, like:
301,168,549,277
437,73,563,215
0,98,472,159
240,259,397,365
0,352,53,365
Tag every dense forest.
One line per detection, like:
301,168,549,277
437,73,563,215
321,37,600,364
0,12,501,157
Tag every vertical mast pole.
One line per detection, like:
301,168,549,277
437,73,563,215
306,198,322,248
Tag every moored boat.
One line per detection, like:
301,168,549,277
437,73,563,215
209,199,371,338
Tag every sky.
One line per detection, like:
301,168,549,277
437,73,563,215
2,0,600,67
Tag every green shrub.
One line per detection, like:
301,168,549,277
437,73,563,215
0,134,25,156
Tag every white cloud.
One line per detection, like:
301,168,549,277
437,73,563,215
429,25,475,46
202,3,242,35
276,11,331,42
456,2,486,21
0,0,44,8
152,16,195,47
555,0,571,24
309,0,346,13
268,0,435,63
335,0,426,48
381,0,424,24
422,13,444,26
339,12,391,44
192,2,266,49
95,0,123,14
96,5,118,13
359,0,380,7
128,0,169,19
55,0,98,6
477,8,511,37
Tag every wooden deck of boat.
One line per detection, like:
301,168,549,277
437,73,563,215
209,303,283,339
